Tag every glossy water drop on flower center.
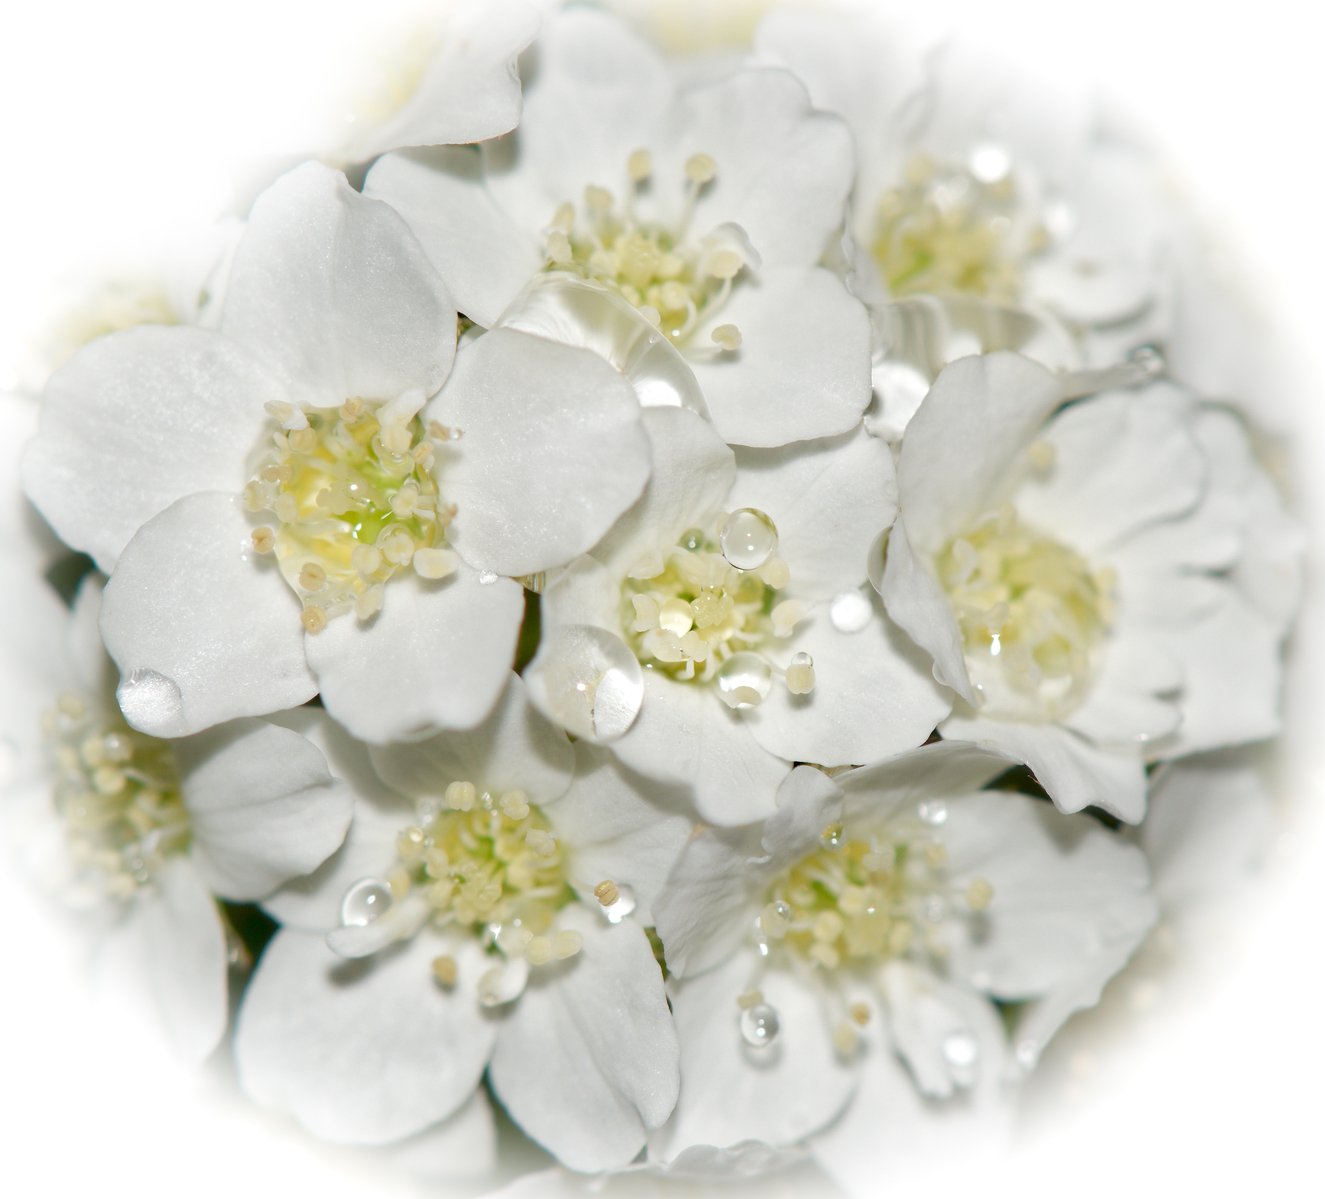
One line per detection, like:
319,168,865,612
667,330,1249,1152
715,652,774,709
740,1002,781,1048
341,878,393,927
719,508,779,571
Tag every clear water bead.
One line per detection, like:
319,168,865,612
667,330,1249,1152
525,625,645,742
942,1030,980,1088
829,589,872,633
341,878,393,927
477,570,499,586
739,1002,781,1049
715,652,774,709
600,883,637,925
719,508,778,571
117,669,185,737
917,799,948,826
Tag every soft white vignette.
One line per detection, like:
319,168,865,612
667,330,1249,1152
0,1,1321,1196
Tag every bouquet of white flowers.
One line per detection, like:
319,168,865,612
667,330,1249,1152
1,2,1309,1195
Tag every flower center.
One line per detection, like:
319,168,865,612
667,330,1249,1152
742,808,993,1057
621,511,815,705
243,398,459,632
542,151,747,351
871,151,1045,304
42,691,188,904
936,504,1115,716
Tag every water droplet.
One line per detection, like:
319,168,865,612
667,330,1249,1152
942,1030,980,1088
718,508,778,571
739,1002,780,1048
602,883,637,924
680,527,705,552
341,878,393,927
917,799,948,826
820,822,844,849
1014,1038,1040,1071
714,652,773,709
116,670,185,737
477,570,498,585
1128,343,1166,380
524,625,644,742
968,142,1011,184
477,957,530,1008
829,589,872,633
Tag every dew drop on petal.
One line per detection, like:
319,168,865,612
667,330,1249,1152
739,1002,781,1048
917,799,948,826
719,508,779,571
117,670,184,737
680,527,705,552
942,1029,980,1088
602,883,637,924
968,142,1011,184
477,570,499,586
525,624,644,742
340,878,393,927
477,957,530,1008
1014,1038,1041,1071
715,652,773,709
829,589,873,633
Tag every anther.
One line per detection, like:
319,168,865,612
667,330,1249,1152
711,323,742,350
849,1002,872,1026
552,929,583,959
593,880,620,908
499,791,530,820
251,527,276,555
431,955,458,988
300,605,328,634
737,990,764,1010
627,149,652,183
785,652,815,695
525,936,553,967
412,547,458,580
706,249,744,280
1026,440,1056,470
965,878,994,911
684,152,717,185
298,562,327,592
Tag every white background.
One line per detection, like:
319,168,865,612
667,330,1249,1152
1,1,1322,1196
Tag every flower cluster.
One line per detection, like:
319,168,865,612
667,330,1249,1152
1,2,1303,1195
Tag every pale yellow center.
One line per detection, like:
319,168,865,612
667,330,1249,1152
43,692,188,903
243,401,457,630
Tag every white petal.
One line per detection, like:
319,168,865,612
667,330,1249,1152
307,566,523,744
539,554,623,632
177,718,353,901
489,909,679,1172
489,8,672,228
672,69,854,268
101,492,316,738
235,928,493,1144
896,352,1063,552
550,742,694,925
938,790,1156,999
651,824,767,980
592,407,735,578
609,671,790,825
133,858,228,1063
760,764,844,864
878,519,973,702
222,162,456,408
1014,387,1204,557
22,326,279,571
1062,634,1183,748
687,267,871,448
835,739,1019,826
652,951,856,1157
731,426,896,599
260,709,413,930
365,147,541,329
371,672,573,804
349,0,540,160
1,393,62,576
749,597,951,767
432,328,650,576
381,1089,497,1184
940,714,1149,823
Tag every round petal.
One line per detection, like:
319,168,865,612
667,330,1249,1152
489,908,680,1172
177,718,354,901
431,328,650,576
221,162,457,408
235,928,494,1144
306,566,524,744
100,491,316,738
370,672,574,804
22,326,280,571
687,267,871,448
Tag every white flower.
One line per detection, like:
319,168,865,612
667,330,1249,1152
878,352,1298,821
0,576,353,1061
649,744,1156,1180
343,0,542,164
23,160,651,744
528,404,948,823
755,8,1171,363
365,5,873,448
236,674,688,1171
